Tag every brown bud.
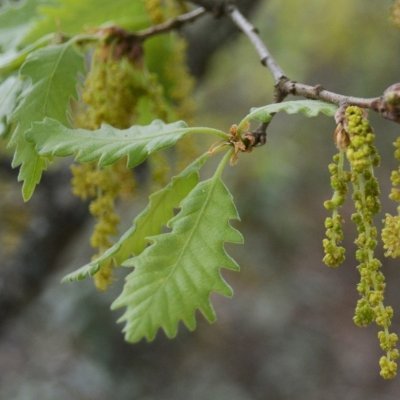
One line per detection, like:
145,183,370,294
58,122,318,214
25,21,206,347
372,83,400,123
384,83,400,105
333,123,350,150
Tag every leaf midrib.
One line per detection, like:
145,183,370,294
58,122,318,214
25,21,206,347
40,43,70,119
60,127,189,144
136,175,219,323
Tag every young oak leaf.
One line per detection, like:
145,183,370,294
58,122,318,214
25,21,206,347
62,153,210,282
239,99,337,130
27,118,227,168
111,153,243,343
9,40,85,200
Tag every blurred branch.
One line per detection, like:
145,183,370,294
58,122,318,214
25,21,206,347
184,0,262,78
186,0,227,16
226,4,285,83
227,5,381,106
186,1,400,123
135,6,207,40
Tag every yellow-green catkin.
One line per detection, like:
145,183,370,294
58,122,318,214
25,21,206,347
382,137,400,258
72,43,141,291
144,0,198,171
392,0,400,28
73,2,196,289
144,0,165,24
322,148,349,268
144,0,188,24
344,106,398,379
165,36,198,171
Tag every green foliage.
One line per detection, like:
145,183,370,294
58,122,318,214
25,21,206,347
0,34,55,79
27,119,227,167
26,0,149,42
321,106,400,379
63,152,210,282
8,40,85,200
2,0,400,381
0,76,22,137
0,0,40,52
111,151,243,342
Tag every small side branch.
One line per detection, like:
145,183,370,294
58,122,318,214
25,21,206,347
92,7,209,62
184,1,399,122
227,4,285,83
135,7,207,40
277,80,380,109
186,0,227,16
225,5,380,108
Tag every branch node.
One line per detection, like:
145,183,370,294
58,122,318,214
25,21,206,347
313,84,324,96
260,56,268,67
273,77,289,102
248,122,268,147
289,81,297,95
188,0,398,124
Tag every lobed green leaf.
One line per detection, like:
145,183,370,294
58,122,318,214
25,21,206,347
9,40,85,201
27,119,227,168
111,152,243,342
62,153,211,282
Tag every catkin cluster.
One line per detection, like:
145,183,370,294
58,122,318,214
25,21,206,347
144,0,165,24
144,0,197,170
72,44,143,290
323,150,349,267
382,137,400,258
346,107,398,379
323,106,399,379
145,0,188,24
72,2,196,289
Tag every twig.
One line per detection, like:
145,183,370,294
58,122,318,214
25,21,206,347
70,8,208,49
227,5,285,82
135,7,207,40
185,1,400,123
186,0,227,16
93,7,209,62
277,80,380,109
226,4,381,108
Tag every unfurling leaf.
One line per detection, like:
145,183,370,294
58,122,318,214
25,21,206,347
27,118,228,167
240,99,337,129
111,151,243,342
62,153,210,282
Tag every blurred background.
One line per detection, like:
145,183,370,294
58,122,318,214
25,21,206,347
2,0,400,398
